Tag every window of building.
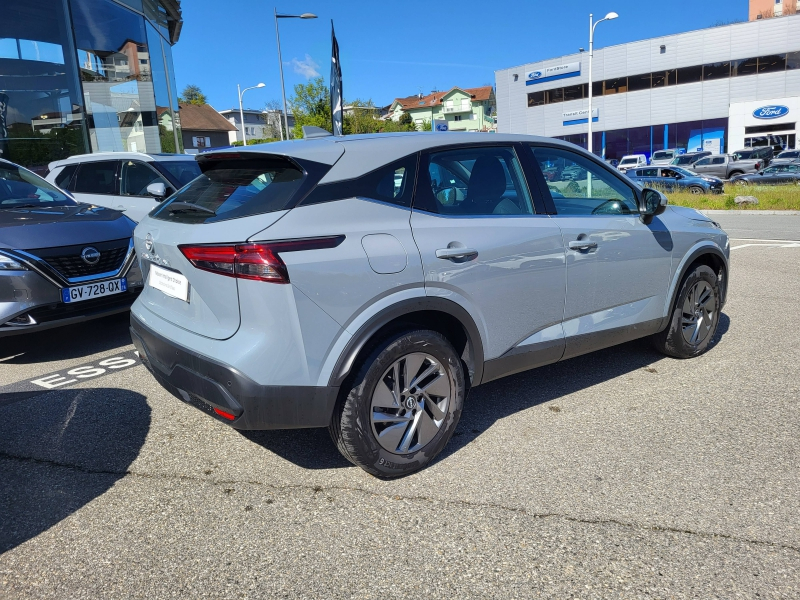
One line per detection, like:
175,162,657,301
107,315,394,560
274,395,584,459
628,73,651,92
416,146,533,216
454,115,462,121
563,84,583,101
788,51,800,70
745,122,796,134
733,57,758,76
651,69,676,88
677,65,703,84
527,91,545,106
72,161,118,195
703,61,730,80
758,54,786,74
603,77,627,95
545,88,565,103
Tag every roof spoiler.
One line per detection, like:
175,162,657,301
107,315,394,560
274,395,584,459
302,126,333,139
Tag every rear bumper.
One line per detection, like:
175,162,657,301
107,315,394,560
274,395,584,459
130,314,339,430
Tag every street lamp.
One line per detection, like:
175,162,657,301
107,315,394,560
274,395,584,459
587,11,618,156
238,82,265,146
274,10,317,140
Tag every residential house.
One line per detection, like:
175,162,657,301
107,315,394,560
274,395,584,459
388,86,496,132
178,103,238,152
218,108,295,143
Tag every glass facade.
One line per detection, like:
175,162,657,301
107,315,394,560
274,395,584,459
0,0,181,173
556,119,730,162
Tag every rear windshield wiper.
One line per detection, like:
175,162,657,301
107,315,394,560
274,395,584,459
167,201,216,215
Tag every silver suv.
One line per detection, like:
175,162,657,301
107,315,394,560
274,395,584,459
129,133,729,477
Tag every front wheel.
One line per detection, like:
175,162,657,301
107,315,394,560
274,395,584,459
688,185,704,195
329,330,465,478
652,264,721,358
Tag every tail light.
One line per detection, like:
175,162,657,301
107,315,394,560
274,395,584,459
755,162,761,170
179,236,344,284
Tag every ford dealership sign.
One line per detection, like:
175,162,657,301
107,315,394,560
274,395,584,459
526,62,581,85
752,105,789,119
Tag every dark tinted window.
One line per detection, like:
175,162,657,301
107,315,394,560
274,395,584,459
628,73,651,92
302,155,417,208
0,163,75,207
155,160,202,187
527,91,545,106
603,77,627,95
416,146,534,216
788,51,800,70
677,65,703,84
72,161,118,194
545,88,564,103
153,155,317,223
121,160,168,196
758,54,786,74
563,84,583,101
733,57,758,76
778,150,800,159
591,81,603,96
710,157,725,165
703,61,730,80
54,164,77,190
533,147,637,215
638,168,658,177
652,70,676,88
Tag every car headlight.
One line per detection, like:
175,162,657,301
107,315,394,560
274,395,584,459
0,252,29,271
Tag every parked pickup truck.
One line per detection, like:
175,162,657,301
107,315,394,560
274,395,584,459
691,154,763,179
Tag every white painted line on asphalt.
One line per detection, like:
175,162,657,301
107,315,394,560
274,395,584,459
731,242,800,250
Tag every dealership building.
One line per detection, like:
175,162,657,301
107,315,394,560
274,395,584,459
495,14,800,161
1,0,183,171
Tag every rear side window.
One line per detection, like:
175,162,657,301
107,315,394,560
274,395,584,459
54,164,77,190
152,154,325,223
72,161,118,194
301,154,417,208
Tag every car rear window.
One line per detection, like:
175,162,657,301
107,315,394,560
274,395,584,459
620,157,638,165
151,153,326,223
652,151,672,160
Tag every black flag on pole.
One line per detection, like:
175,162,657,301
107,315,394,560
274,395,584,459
330,20,343,136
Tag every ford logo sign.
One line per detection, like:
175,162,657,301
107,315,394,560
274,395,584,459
81,247,101,265
436,124,448,131
752,105,789,119
528,71,542,80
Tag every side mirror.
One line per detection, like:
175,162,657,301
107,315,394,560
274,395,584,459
639,188,668,225
146,182,167,200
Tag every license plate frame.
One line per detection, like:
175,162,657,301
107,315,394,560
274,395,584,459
62,278,127,304
147,264,190,302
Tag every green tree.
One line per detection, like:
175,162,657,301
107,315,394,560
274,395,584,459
290,76,331,138
421,119,432,132
178,84,207,105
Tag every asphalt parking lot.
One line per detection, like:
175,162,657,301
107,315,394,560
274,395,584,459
1,216,798,599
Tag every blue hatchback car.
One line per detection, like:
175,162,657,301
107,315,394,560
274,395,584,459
627,166,724,194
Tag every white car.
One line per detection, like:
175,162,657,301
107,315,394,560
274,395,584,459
617,154,648,171
46,152,202,222
650,149,682,166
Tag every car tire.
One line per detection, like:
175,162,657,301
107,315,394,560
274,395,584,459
728,170,744,178
652,264,721,359
328,330,465,478
688,186,704,194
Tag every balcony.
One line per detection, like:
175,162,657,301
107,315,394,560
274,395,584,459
443,101,472,114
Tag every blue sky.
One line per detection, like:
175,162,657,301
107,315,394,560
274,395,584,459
172,0,747,112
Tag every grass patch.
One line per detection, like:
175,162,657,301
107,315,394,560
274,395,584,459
665,184,800,211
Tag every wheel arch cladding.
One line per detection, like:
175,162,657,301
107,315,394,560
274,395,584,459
670,246,729,320
328,298,485,390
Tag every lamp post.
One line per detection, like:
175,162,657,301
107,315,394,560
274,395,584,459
274,9,317,140
587,11,618,156
238,82,265,146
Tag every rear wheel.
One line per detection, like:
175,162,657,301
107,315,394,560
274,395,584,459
652,264,721,358
329,330,465,478
729,170,744,178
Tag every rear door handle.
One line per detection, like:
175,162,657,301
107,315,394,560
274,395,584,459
436,247,479,260
568,240,597,251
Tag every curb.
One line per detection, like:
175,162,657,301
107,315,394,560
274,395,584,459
699,210,800,215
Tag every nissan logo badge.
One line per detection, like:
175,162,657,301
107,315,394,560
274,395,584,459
145,233,153,252
81,247,101,265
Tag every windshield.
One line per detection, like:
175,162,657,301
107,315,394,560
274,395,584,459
777,151,799,159
0,162,76,208
152,154,307,223
670,166,697,177
155,160,203,187
620,157,638,165
732,151,752,160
